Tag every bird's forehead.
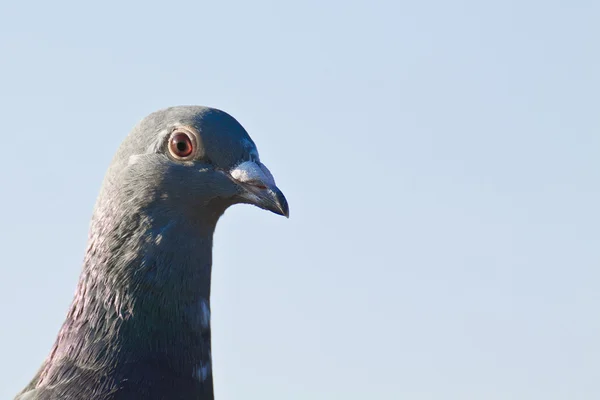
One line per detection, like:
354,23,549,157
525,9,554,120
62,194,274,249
187,113,259,166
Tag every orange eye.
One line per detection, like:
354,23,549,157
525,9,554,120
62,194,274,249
169,131,194,159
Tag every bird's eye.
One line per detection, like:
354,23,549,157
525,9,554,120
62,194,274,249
168,131,195,160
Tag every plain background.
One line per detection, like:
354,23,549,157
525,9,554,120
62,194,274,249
1,1,599,399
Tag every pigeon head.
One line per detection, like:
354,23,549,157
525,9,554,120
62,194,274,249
103,105,288,225
15,106,289,400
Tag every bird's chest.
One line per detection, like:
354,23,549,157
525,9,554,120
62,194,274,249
107,362,215,400
128,297,213,378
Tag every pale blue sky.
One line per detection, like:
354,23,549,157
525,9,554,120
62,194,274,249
1,1,599,399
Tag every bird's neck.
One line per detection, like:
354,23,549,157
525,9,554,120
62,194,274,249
40,205,219,395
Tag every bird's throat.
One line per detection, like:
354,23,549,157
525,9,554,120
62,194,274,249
39,209,218,396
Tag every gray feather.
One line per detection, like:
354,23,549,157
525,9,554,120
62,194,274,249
16,106,288,400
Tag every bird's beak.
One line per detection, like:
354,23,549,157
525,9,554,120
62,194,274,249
229,161,289,218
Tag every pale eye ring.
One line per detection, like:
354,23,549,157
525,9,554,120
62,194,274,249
168,130,196,160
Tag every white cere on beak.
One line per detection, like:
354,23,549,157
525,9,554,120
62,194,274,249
230,161,276,187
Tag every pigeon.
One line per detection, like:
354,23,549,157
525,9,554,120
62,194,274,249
15,106,289,400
